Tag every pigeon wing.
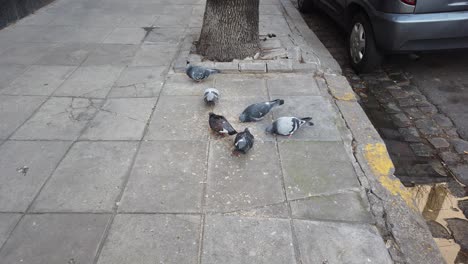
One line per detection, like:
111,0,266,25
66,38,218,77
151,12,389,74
244,103,271,120
189,66,208,81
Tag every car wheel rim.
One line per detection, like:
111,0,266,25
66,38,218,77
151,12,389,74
350,23,366,64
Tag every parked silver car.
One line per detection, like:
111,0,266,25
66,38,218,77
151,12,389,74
298,0,468,72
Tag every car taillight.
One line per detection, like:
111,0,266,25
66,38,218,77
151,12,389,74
401,0,416,5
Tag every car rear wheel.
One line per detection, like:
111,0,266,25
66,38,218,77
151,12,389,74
348,13,383,73
298,0,313,13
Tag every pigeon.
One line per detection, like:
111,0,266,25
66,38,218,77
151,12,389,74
234,128,254,154
239,99,284,122
209,112,237,135
203,88,219,105
266,117,314,136
186,62,220,82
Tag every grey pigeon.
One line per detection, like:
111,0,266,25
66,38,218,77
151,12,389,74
234,128,254,154
186,62,220,82
204,88,219,105
209,112,237,135
239,99,284,122
266,117,313,136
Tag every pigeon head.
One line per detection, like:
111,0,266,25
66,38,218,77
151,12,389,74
209,112,216,118
265,124,274,133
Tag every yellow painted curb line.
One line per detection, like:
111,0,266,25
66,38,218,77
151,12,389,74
334,92,356,101
364,143,416,210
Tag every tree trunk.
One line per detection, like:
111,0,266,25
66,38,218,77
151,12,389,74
197,0,260,62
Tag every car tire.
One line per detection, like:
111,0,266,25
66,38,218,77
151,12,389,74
348,13,383,73
298,0,313,13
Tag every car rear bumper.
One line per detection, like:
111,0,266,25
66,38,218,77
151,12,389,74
371,10,468,52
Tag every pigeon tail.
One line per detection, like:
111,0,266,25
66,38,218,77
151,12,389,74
301,117,314,126
208,69,221,74
271,99,285,106
265,124,274,133
228,129,237,136
204,98,216,105
205,93,217,103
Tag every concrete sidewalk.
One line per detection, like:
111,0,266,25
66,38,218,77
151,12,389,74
0,0,442,263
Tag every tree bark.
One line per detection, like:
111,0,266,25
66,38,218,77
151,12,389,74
197,0,260,62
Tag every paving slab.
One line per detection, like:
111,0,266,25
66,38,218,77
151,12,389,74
117,15,158,27
34,43,97,66
206,141,285,212
31,141,138,212
290,191,372,223
1,65,76,96
50,11,124,27
12,97,102,140
279,141,360,199
260,4,283,14
96,214,200,264
131,44,178,67
161,4,195,15
0,213,21,247
259,15,290,36
0,25,48,43
272,96,342,141
0,141,71,212
119,140,207,213
0,64,28,89
109,66,166,98
0,43,54,65
0,95,47,139
81,98,156,140
225,202,290,219
161,73,214,96
0,41,14,56
144,27,187,44
145,96,210,140
154,15,191,28
202,215,295,264
214,75,268,97
0,214,110,264
82,44,139,66
54,66,124,98
46,26,114,44
103,27,146,44
294,220,392,264
266,75,321,96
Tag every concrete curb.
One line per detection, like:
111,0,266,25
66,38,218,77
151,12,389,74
279,0,341,74
279,0,445,263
